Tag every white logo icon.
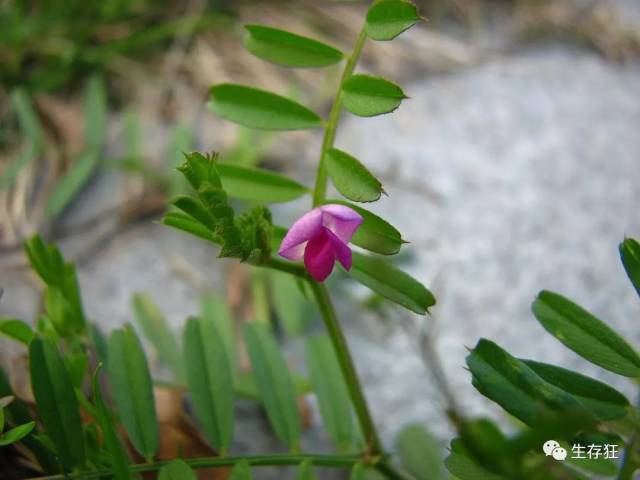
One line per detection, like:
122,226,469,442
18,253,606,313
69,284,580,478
543,440,566,461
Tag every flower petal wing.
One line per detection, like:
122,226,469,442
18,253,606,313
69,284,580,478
327,228,352,271
304,229,336,282
279,209,323,260
320,204,363,243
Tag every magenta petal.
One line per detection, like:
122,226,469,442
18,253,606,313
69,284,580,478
303,229,336,282
279,209,323,260
319,204,363,243
326,229,352,270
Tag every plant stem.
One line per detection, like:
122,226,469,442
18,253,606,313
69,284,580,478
261,257,308,278
310,281,383,456
312,27,368,207
30,454,360,480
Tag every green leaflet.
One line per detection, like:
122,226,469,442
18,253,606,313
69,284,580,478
326,200,405,255
92,366,132,480
395,424,444,480
132,293,184,383
158,459,197,480
342,74,406,117
0,421,35,446
295,460,317,480
245,24,343,68
217,163,309,203
200,293,237,374
306,336,355,452
107,325,158,460
620,237,640,298
522,360,629,420
244,324,300,450
532,291,640,377
349,252,435,314
209,84,322,130
0,318,33,345
271,271,314,336
326,148,383,202
183,316,235,453
445,440,509,480
29,336,86,470
466,339,590,426
365,0,421,41
229,460,253,480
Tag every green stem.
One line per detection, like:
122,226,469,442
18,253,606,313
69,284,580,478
31,454,360,480
261,257,308,278
310,281,383,456
312,27,368,207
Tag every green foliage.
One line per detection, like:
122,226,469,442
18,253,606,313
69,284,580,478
0,420,35,447
183,316,235,453
326,148,384,202
296,460,317,480
271,271,315,335
159,459,197,480
218,163,309,203
306,336,356,452
0,318,33,345
532,290,640,377
208,84,322,130
244,25,344,68
132,293,184,383
620,238,640,297
107,325,159,460
349,252,436,314
29,336,86,470
395,424,444,480
229,460,253,480
244,324,301,451
342,75,407,117
365,0,421,41
92,366,133,480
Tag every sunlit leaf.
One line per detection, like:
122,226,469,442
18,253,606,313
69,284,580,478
29,336,86,470
244,324,300,450
132,293,184,383
349,253,435,314
365,0,421,41
326,148,383,202
306,336,355,452
532,291,640,377
209,84,322,130
0,421,35,446
0,318,33,345
158,459,197,480
396,424,444,480
107,325,158,460
342,75,406,117
183,316,235,453
620,237,640,298
92,366,132,480
326,200,405,255
245,24,343,68
218,163,309,203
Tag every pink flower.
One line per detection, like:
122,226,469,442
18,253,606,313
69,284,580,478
279,204,363,282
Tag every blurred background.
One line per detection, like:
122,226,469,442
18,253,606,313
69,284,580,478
1,0,639,477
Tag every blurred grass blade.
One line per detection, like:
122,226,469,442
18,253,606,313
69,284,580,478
0,421,35,446
349,463,364,480
92,366,132,480
295,460,316,480
532,290,640,377
306,336,355,452
244,24,343,68
218,163,309,203
29,336,86,470
349,252,435,314
201,293,237,374
167,123,192,196
107,325,158,460
229,459,253,480
1,89,44,191
620,237,640,298
522,360,629,420
0,318,33,345
183,316,235,453
326,148,383,202
326,200,405,255
342,74,406,117
271,271,314,336
209,84,322,130
158,459,196,480
396,424,444,480
244,323,300,450
85,75,107,148
132,293,184,383
365,0,421,41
